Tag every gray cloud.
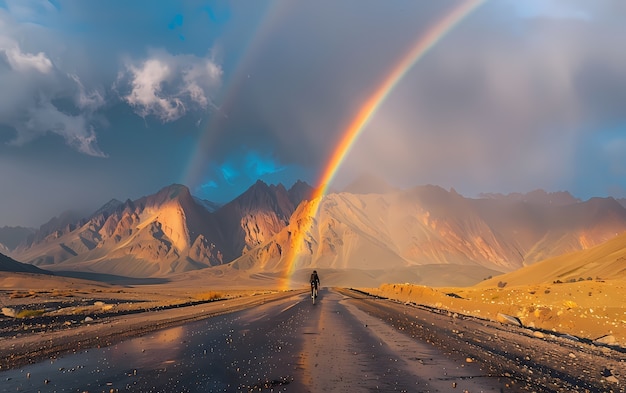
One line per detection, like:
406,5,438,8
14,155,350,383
0,9,107,157
321,1,626,197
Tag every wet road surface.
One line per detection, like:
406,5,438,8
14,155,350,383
1,288,623,392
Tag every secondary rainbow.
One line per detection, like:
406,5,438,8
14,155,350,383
281,0,486,289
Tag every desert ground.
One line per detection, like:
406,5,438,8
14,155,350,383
363,279,626,346
1,272,624,391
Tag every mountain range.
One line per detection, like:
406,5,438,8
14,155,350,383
2,180,626,287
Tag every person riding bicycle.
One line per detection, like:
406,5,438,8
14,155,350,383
310,270,320,298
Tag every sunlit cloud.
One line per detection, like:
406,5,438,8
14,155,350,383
1,43,53,73
117,49,222,122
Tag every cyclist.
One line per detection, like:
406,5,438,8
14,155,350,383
310,270,320,299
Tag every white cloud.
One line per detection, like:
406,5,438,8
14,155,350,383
2,44,53,73
118,50,222,122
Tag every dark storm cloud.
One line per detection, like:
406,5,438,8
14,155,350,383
197,1,449,167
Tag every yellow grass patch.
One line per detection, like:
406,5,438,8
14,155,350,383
193,291,224,301
15,309,45,318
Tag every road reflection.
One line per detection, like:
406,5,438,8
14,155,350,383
0,294,310,392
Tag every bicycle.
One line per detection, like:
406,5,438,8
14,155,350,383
311,281,318,304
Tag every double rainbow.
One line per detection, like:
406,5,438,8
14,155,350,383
280,0,485,289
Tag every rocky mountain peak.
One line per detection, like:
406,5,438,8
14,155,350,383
479,189,579,206
287,180,314,207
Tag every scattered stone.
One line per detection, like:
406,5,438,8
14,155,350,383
496,313,522,327
593,335,617,346
601,368,613,377
465,357,473,363
563,300,578,309
568,353,576,359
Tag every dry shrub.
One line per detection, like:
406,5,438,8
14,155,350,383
563,300,578,309
194,291,224,301
51,290,75,297
16,309,45,318
9,291,38,299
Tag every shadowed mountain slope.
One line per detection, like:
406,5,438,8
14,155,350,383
0,226,35,251
0,252,50,274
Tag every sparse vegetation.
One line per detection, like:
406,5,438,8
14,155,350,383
497,281,507,288
563,300,578,309
15,309,45,318
194,291,224,301
9,291,38,299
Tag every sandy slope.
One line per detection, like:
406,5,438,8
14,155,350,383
364,280,626,345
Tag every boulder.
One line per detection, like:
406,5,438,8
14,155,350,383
593,335,617,346
496,313,522,327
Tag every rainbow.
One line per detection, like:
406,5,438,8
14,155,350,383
280,0,485,289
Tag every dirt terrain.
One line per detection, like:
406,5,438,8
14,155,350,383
1,271,624,391
363,280,626,345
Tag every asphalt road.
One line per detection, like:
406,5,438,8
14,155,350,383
1,288,623,392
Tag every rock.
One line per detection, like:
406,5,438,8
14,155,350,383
560,334,580,342
496,313,522,327
593,335,617,346
1,307,16,318
605,376,619,384
563,300,578,309
84,316,94,323
533,331,545,339
94,301,105,307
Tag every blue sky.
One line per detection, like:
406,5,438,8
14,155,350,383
1,0,626,227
